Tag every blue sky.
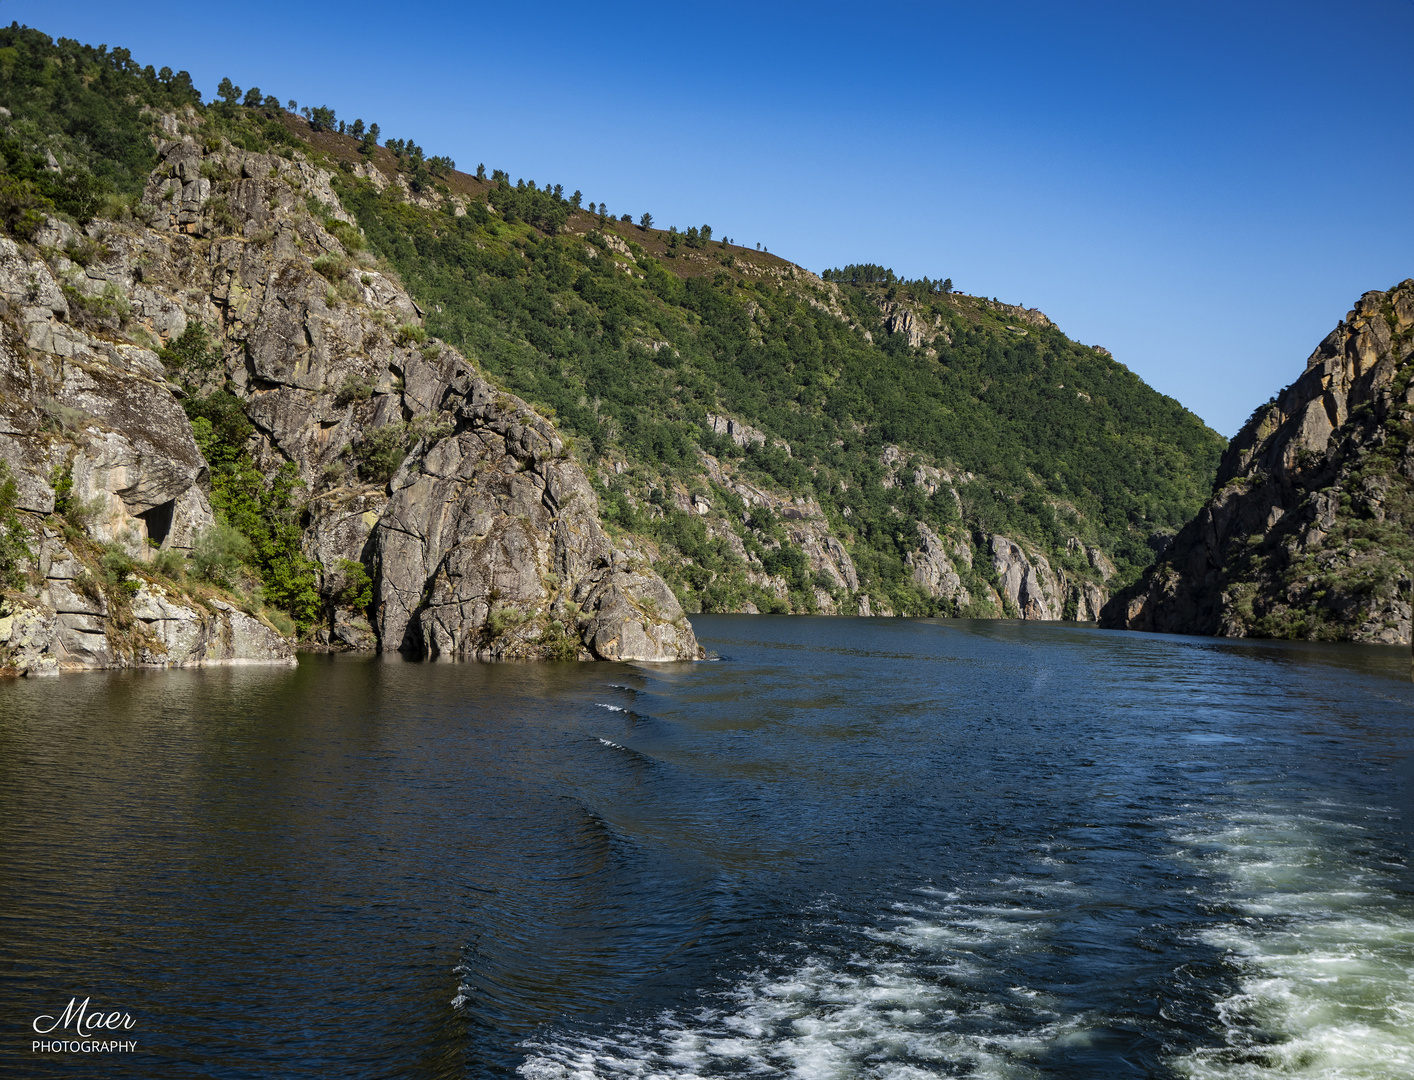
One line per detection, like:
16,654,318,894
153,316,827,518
12,1,1412,436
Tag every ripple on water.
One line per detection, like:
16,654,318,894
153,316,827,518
1169,806,1414,1080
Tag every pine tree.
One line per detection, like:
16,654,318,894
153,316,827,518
359,123,379,158
217,77,241,105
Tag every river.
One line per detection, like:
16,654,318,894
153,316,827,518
2,615,1412,1078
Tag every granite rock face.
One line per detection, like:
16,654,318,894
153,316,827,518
984,534,1109,622
372,378,698,661
0,131,699,669
1101,281,1414,643
0,211,293,673
990,536,1063,621
695,450,859,615
0,232,215,550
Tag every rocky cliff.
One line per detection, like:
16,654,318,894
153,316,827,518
635,433,1110,621
0,130,699,672
1101,281,1414,643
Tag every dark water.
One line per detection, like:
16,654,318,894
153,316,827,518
2,616,1413,1079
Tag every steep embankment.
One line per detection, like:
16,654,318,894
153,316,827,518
1102,281,1414,643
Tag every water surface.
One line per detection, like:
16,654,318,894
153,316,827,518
2,616,1412,1078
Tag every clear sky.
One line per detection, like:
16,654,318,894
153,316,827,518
10,0,1412,436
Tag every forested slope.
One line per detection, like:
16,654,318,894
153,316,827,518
322,147,1222,617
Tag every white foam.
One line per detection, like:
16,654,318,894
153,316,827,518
1168,805,1414,1079
596,704,629,713
517,889,1095,1080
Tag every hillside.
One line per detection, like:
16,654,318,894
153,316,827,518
1102,281,1414,643
0,23,1226,645
324,155,1221,618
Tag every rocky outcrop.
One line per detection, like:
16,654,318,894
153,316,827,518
0,528,292,675
0,131,700,669
990,536,1063,620
881,302,927,348
707,413,766,449
872,294,1052,352
984,300,1053,329
985,534,1109,622
372,379,698,661
0,212,296,673
696,449,859,614
0,229,216,550
906,522,971,608
1102,281,1414,643
875,298,952,351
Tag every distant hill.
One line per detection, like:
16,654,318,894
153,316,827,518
0,22,1226,632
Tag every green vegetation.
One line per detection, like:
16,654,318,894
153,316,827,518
333,559,373,610
157,321,221,379
151,320,324,629
182,388,321,628
190,522,249,587
0,461,31,587
353,423,413,484
0,24,200,236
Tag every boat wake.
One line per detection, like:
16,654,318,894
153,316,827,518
518,881,1097,1080
1168,804,1414,1079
